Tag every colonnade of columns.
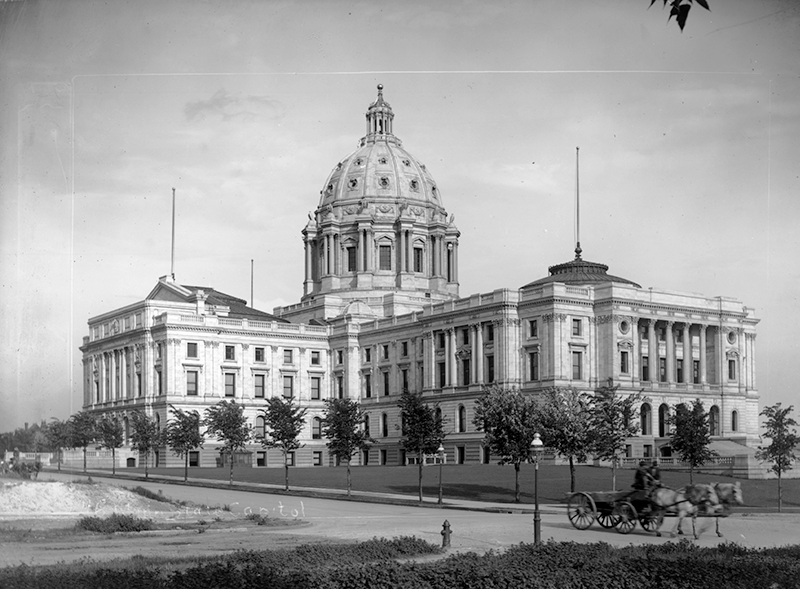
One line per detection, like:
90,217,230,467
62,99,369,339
639,319,711,385
421,321,499,390
90,345,143,405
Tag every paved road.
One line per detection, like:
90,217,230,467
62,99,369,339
40,472,800,554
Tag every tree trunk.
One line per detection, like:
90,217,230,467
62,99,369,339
346,459,352,497
83,447,87,473
689,464,694,485
778,471,783,513
112,447,116,475
184,453,189,482
418,451,424,502
57,449,62,472
569,456,575,493
611,457,617,491
229,449,234,486
514,462,521,503
144,452,149,479
284,453,290,491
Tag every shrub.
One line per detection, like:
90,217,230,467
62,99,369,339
127,486,172,503
76,513,154,533
245,512,269,526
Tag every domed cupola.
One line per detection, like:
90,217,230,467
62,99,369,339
298,85,461,319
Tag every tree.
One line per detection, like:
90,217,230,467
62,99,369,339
260,397,308,491
68,411,98,473
756,403,799,512
537,387,594,493
649,0,710,31
669,399,717,483
43,419,72,472
129,411,163,479
398,390,446,503
204,400,251,486
165,406,205,482
588,381,640,490
321,398,374,497
96,416,124,475
473,385,539,503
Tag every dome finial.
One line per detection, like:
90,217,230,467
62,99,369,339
377,84,384,100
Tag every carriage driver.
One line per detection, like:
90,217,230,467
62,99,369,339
632,461,649,490
648,459,662,489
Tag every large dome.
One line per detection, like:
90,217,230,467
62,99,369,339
317,85,444,211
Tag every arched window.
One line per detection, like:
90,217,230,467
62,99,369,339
731,410,738,432
458,405,467,433
312,417,322,440
255,415,265,438
709,405,720,436
381,413,388,437
640,403,652,436
363,415,370,438
658,404,669,438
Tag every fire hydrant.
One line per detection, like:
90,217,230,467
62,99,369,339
441,519,451,548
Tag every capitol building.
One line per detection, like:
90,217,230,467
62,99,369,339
80,86,760,471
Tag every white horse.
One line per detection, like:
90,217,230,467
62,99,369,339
651,484,722,539
710,482,744,537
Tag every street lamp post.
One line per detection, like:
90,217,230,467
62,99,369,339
437,443,445,505
531,432,543,544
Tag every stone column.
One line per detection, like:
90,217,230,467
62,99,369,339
368,230,375,272
683,323,692,384
748,333,757,388
454,242,459,283
665,321,675,384
359,230,365,272
699,325,707,384
399,230,406,273
423,331,434,389
448,328,457,386
304,239,313,293
647,319,657,381
470,324,478,384
475,323,485,384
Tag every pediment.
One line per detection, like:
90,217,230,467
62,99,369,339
146,281,191,302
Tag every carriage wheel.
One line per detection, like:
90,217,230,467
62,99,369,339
567,492,597,530
614,501,638,535
597,512,621,529
639,510,664,533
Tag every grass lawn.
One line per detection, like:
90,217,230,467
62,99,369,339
103,463,799,511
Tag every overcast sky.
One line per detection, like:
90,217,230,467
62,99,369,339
1,0,798,432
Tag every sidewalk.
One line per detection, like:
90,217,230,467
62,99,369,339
41,467,566,514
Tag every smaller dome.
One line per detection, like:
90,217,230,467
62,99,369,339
522,249,640,289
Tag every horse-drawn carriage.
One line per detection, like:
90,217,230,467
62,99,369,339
566,482,743,538
566,488,663,534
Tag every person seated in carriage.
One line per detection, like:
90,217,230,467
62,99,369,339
648,459,662,489
632,461,649,490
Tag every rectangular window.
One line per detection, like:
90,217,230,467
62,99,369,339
313,451,323,466
311,376,321,400
283,375,293,398
311,351,321,365
283,349,293,364
254,374,265,398
659,357,667,382
312,419,322,440
337,350,344,364
414,247,424,273
620,351,629,374
487,323,494,342
401,341,408,357
693,360,700,384
189,451,199,467
438,332,446,348
382,345,389,360
676,359,683,383
461,358,470,385
364,347,371,363
186,370,198,396
379,245,392,270
728,359,736,380
137,373,142,397
225,373,236,397
529,319,538,338
156,343,163,359
347,246,357,272
337,375,344,399
187,342,198,358
402,368,409,392
257,451,266,467
364,374,372,398
225,345,235,361
438,362,446,388
255,347,265,362
157,370,163,395
287,452,295,467
462,328,469,346
572,319,582,336
383,371,390,396
380,449,387,465
572,351,582,380
487,355,495,383
642,356,649,381
529,351,539,381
